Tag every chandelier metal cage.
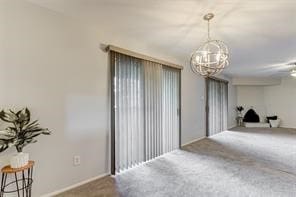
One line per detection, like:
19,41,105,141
190,13,229,77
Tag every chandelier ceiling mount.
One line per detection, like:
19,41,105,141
203,13,214,21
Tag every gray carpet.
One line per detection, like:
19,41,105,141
58,127,296,197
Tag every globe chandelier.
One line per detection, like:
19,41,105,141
190,13,229,77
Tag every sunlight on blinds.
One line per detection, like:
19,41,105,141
112,52,180,173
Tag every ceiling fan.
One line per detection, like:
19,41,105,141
278,62,296,77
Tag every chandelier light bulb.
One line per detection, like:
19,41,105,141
216,52,221,61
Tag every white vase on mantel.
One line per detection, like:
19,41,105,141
10,152,29,168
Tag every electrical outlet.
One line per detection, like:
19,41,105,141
73,155,81,166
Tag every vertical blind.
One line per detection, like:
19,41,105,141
162,67,180,154
207,78,228,136
111,51,180,173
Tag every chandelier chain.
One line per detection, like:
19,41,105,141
207,20,211,40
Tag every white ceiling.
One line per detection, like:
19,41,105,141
27,0,296,77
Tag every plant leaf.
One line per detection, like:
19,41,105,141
0,110,17,123
0,108,51,153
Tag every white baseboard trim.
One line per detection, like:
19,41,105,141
41,173,110,197
228,125,237,130
181,136,206,147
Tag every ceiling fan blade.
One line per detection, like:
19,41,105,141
278,71,291,73
287,62,296,66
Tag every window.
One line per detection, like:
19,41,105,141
206,77,228,136
110,50,181,174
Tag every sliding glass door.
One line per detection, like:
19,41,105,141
206,78,228,136
110,51,181,174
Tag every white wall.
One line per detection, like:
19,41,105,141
232,77,281,86
0,0,212,195
0,1,110,195
181,67,206,143
216,75,237,129
237,86,266,121
226,78,238,129
236,78,296,128
264,77,296,128
181,73,238,143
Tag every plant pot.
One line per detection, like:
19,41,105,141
10,152,29,168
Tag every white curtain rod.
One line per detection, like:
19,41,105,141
106,45,183,70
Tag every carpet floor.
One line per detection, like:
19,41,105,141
57,127,296,197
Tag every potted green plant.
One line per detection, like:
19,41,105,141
236,106,244,117
0,108,50,168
